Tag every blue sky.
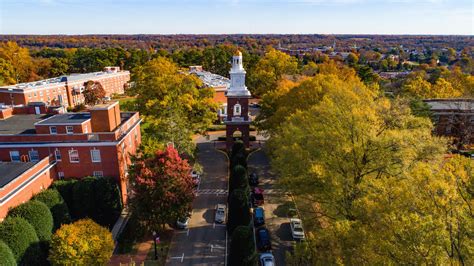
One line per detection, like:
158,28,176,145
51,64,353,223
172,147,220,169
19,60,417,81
0,0,472,35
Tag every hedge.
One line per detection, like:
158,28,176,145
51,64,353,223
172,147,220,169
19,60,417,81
33,188,71,230
230,165,249,193
90,177,123,228
8,200,54,242
51,179,77,215
71,177,96,220
0,217,41,264
227,189,251,234
0,240,16,266
228,225,257,266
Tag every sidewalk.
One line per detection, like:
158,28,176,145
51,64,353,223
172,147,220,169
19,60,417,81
109,238,153,265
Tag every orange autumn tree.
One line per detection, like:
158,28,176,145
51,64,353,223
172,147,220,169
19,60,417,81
129,146,195,232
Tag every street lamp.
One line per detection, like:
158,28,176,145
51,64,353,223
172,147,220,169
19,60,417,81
152,231,158,260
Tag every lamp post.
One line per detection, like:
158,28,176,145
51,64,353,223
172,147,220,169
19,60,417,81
152,231,158,260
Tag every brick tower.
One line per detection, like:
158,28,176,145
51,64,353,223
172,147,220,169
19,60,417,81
225,50,252,150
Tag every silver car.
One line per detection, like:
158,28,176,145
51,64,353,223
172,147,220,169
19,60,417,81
259,252,275,266
290,218,305,240
215,204,226,223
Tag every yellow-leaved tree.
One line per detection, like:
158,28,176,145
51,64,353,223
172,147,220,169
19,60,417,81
49,219,114,266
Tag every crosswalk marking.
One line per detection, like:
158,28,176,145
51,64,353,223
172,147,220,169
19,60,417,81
196,189,228,195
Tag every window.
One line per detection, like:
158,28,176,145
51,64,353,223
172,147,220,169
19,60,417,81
84,125,88,133
50,126,57,134
54,149,61,161
57,172,64,179
233,104,241,116
93,171,104,178
90,149,101,163
68,150,79,163
66,126,74,134
39,91,43,96
28,150,39,162
10,151,20,162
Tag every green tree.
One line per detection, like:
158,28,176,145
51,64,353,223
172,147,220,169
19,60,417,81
227,189,251,234
49,219,114,266
8,200,53,242
129,146,195,232
0,217,41,264
0,240,16,266
130,56,217,155
33,188,71,231
228,226,257,266
247,47,298,96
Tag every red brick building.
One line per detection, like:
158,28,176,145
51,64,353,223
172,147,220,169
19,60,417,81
0,101,141,218
0,67,129,110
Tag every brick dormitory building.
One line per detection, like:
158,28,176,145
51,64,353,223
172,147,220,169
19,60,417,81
0,101,141,219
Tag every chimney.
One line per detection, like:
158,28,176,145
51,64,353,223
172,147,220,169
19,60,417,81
89,101,121,132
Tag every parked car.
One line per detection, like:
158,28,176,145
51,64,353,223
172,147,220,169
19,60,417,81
259,252,275,266
253,207,265,226
176,216,190,229
249,172,259,186
290,218,305,240
251,187,265,206
215,204,226,223
256,227,272,251
191,170,201,188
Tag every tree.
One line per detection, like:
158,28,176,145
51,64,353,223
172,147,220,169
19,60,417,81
228,226,257,266
129,146,195,232
229,165,248,193
227,189,251,234
0,41,34,84
8,200,54,242
247,47,298,96
130,57,217,155
33,188,71,231
48,219,114,266
83,80,106,106
0,217,41,264
51,179,77,215
0,240,16,266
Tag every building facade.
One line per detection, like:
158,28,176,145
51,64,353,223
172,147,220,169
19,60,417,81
0,67,129,109
0,101,141,214
225,51,252,150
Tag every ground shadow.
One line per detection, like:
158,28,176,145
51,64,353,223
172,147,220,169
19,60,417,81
275,222,293,242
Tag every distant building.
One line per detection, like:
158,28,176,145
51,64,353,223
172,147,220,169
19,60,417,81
0,101,141,218
425,99,474,148
189,66,230,120
379,71,411,80
0,67,130,111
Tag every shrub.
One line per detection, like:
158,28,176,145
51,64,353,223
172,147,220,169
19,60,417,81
231,140,246,158
71,176,96,219
33,188,71,230
227,189,251,234
229,225,257,266
51,179,77,215
0,217,41,264
0,240,16,266
91,177,123,228
230,165,249,193
49,219,114,265
231,152,247,169
8,200,54,242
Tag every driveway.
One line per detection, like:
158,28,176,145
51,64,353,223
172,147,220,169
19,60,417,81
166,142,228,266
248,149,293,265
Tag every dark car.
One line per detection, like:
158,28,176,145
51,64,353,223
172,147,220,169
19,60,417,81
249,172,259,186
256,227,272,251
251,187,264,206
253,207,265,226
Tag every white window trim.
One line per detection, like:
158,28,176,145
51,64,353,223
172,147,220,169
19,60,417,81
66,126,74,134
58,172,64,179
49,126,57,134
68,149,80,163
28,150,39,162
93,171,104,178
54,149,62,161
10,151,20,162
90,149,101,163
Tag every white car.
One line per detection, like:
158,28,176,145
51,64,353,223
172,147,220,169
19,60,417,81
191,170,201,187
215,204,226,223
259,252,275,266
290,218,305,240
176,216,190,229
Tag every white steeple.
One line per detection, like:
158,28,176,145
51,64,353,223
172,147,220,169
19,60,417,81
227,50,251,97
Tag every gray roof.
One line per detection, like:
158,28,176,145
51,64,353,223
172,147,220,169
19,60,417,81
190,70,230,89
35,113,91,125
0,162,36,188
0,114,49,134
425,99,474,112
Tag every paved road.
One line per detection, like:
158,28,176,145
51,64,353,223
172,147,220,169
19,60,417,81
166,142,228,266
248,149,293,266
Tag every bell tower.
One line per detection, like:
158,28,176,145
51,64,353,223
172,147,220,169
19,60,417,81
225,50,252,150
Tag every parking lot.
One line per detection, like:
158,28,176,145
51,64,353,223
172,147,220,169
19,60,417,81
248,149,294,265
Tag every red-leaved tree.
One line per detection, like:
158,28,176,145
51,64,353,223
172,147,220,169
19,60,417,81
129,146,194,232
